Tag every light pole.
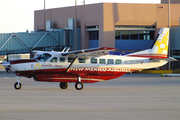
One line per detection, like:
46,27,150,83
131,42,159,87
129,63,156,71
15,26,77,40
83,0,85,5
75,0,77,50
44,0,46,31
168,0,171,70
168,0,170,28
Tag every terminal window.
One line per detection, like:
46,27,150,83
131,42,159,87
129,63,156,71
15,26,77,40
115,25,155,40
89,31,99,40
115,30,155,40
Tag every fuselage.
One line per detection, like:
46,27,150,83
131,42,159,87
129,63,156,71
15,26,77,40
9,51,168,83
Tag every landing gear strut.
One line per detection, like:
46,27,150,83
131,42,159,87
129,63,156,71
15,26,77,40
14,76,22,90
59,82,68,89
75,75,84,90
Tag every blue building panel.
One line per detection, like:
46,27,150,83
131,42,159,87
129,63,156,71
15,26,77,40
89,40,99,48
115,40,154,50
170,27,180,50
77,28,81,50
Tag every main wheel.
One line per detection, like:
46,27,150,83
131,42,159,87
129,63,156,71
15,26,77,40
59,82,68,89
75,82,83,90
14,82,22,90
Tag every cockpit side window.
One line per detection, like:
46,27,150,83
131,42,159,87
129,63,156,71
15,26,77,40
35,53,52,62
50,57,58,63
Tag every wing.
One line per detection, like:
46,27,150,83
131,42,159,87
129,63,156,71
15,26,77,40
61,47,116,58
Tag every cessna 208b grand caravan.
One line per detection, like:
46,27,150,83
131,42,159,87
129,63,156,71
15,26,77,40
8,28,174,90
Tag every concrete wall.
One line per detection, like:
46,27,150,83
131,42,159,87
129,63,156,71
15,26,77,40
161,0,180,4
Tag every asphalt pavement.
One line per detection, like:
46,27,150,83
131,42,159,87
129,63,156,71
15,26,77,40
0,71,180,120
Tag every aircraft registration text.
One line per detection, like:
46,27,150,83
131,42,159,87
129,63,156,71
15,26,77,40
124,60,144,65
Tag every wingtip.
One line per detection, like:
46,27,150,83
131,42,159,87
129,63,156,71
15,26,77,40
100,47,116,50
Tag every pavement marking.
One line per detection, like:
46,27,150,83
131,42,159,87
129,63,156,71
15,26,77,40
1,109,180,113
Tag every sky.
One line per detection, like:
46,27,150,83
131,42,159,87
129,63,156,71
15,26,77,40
0,0,161,33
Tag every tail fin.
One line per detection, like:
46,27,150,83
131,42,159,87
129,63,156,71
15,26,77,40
126,28,170,59
151,28,169,58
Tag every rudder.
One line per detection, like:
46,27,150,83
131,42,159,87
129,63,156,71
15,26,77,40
151,28,169,58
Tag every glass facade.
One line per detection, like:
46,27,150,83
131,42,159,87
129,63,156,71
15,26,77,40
89,31,99,48
115,30,155,40
89,31,99,40
115,26,155,40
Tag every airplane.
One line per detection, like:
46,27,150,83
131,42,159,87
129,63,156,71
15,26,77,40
7,27,175,90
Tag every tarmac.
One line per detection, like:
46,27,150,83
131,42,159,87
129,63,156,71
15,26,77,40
0,69,180,120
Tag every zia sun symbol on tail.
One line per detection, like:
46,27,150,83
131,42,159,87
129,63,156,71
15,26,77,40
155,31,169,54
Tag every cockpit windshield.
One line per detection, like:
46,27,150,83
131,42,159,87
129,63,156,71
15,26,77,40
35,53,52,62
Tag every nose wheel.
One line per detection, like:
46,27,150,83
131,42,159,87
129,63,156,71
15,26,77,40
14,76,22,90
14,82,22,90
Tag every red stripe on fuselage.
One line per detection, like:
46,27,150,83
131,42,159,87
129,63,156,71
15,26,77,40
10,59,38,65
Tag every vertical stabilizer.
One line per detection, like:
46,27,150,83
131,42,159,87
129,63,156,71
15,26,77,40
151,28,169,58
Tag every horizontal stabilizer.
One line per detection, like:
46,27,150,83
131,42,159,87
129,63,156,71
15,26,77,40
150,57,178,61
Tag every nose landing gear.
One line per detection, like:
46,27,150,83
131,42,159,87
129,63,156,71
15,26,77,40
14,76,22,90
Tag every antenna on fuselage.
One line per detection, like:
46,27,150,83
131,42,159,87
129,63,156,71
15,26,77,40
66,47,70,52
62,47,66,52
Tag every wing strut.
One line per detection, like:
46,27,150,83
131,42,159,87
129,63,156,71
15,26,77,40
65,56,78,73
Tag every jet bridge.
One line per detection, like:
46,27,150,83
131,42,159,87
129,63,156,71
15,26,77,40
0,31,61,55
0,18,81,56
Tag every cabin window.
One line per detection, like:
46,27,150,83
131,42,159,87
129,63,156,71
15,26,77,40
68,57,74,63
79,58,86,63
107,59,114,64
50,57,58,62
35,53,52,62
115,59,122,64
60,57,65,62
91,58,97,64
99,59,106,64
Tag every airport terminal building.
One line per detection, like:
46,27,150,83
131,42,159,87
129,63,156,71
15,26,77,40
34,1,180,51
34,1,180,70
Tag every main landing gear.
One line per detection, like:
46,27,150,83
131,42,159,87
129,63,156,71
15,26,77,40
59,82,68,89
14,76,22,90
75,82,83,90
59,75,84,90
75,75,83,90
13,75,84,90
